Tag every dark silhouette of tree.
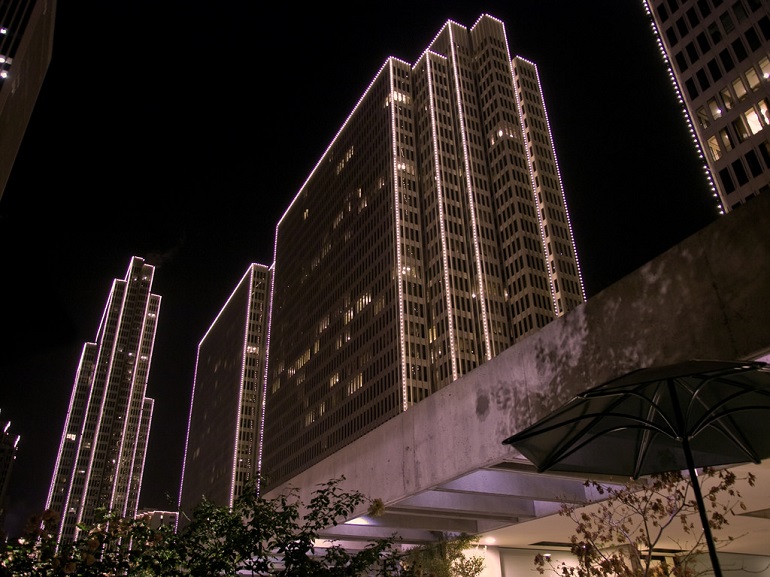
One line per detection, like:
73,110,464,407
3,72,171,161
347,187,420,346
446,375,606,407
534,468,757,577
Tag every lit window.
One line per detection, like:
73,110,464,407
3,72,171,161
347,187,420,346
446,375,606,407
697,106,710,128
744,108,762,135
708,98,722,119
759,57,770,79
720,87,734,111
745,67,760,91
732,117,750,143
707,135,722,161
732,77,748,101
720,128,735,151
759,99,770,125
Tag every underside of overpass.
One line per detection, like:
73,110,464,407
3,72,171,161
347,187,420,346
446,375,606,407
317,460,624,545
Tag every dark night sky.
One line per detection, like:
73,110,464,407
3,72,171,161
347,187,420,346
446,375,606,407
0,1,717,537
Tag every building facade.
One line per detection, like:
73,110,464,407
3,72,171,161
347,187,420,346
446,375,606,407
643,0,770,211
46,256,160,544
0,0,56,199
263,15,584,490
0,411,20,532
178,263,271,526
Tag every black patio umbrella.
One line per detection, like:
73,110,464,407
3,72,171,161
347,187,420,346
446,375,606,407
502,359,770,577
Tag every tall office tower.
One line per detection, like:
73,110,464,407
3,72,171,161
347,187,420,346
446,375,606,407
643,0,770,212
178,264,271,527
263,14,584,489
0,0,56,200
46,256,160,545
0,411,20,532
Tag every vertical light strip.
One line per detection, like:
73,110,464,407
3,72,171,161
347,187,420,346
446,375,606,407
111,264,155,517
133,397,153,517
78,276,126,535
110,305,143,516
447,24,492,361
109,279,141,517
231,266,252,507
257,264,274,495
425,52,458,382
390,60,409,411
49,343,93,545
640,0,724,214
531,61,587,302
511,59,559,314
178,323,206,527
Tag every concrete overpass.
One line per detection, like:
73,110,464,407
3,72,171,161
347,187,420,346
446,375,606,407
264,192,770,563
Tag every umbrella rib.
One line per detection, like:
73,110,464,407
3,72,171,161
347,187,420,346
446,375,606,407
539,424,664,472
687,374,770,463
691,404,770,463
531,413,672,472
581,385,681,476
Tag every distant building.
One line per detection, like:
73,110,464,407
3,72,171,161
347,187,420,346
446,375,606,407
643,0,770,211
46,256,160,544
0,0,57,199
136,508,178,531
262,14,584,490
0,412,20,532
178,264,271,528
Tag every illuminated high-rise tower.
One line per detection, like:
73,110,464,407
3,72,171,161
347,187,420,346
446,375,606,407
643,0,770,212
177,263,271,527
263,14,584,489
46,256,160,544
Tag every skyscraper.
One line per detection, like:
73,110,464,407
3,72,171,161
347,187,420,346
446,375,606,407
643,0,770,212
46,256,160,544
178,263,271,526
0,411,20,532
262,14,584,490
0,0,56,199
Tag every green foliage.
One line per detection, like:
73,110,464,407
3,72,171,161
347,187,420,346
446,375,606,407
1,507,182,576
0,477,410,576
534,468,755,577
401,533,485,577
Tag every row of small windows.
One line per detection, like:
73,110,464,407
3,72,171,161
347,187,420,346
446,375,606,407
511,312,551,341
674,18,767,75
696,57,770,128
684,47,768,102
716,140,770,198
705,98,770,160
657,0,763,30
271,390,397,484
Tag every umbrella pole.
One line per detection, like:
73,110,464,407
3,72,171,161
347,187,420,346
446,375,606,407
682,437,723,577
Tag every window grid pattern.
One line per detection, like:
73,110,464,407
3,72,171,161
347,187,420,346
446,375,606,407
646,0,770,210
262,15,584,490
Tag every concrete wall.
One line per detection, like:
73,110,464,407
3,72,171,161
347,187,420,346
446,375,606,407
265,192,770,529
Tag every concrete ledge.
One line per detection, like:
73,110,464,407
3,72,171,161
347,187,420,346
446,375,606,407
265,192,770,527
